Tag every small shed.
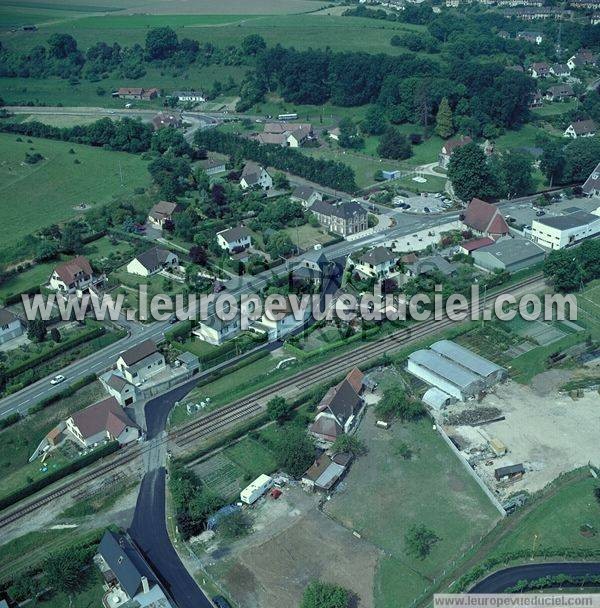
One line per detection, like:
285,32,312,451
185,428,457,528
494,463,525,481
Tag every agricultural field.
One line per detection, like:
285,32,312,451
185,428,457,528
0,133,150,248
324,406,501,608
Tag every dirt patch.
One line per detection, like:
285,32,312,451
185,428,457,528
530,369,574,396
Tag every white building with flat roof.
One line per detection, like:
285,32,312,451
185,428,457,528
530,212,600,249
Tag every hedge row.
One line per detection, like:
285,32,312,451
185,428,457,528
29,373,97,414
0,441,120,511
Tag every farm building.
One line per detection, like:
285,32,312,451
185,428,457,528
494,463,525,481
407,340,506,401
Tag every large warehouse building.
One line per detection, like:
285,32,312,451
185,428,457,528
407,340,506,402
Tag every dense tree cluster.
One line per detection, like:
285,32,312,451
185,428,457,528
540,137,600,187
543,240,600,293
195,129,357,191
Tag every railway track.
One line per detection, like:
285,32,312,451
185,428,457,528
0,274,544,528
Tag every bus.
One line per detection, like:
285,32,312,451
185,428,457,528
277,113,298,121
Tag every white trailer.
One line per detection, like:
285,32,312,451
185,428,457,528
240,474,274,505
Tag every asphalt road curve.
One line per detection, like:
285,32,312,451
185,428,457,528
470,562,600,593
129,468,213,608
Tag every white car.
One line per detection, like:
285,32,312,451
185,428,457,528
50,375,65,385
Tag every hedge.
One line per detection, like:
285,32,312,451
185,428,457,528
29,373,97,414
0,412,21,431
0,441,120,511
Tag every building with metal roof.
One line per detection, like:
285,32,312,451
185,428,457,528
407,349,483,400
471,237,546,273
430,340,507,387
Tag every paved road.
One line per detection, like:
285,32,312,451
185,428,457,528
130,468,213,608
470,562,600,593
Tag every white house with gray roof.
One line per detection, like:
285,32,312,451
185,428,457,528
531,211,600,249
217,226,252,252
116,339,166,385
354,246,399,278
0,308,23,345
582,162,600,198
126,247,179,277
240,162,273,190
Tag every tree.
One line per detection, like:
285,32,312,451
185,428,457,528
44,547,89,597
189,245,208,266
266,232,295,259
242,34,267,56
375,387,425,422
338,117,363,149
594,486,600,506
377,127,411,160
497,151,534,198
47,34,78,59
393,441,413,459
219,510,252,540
273,424,315,478
435,97,454,139
27,319,47,343
145,27,178,60
362,105,387,135
60,221,85,253
405,524,440,559
273,172,290,190
539,140,565,187
447,142,495,201
300,581,350,608
267,396,293,424
332,434,367,456
50,327,61,343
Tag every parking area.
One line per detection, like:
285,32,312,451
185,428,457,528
385,220,462,253
503,196,600,230
441,379,600,499
392,192,451,214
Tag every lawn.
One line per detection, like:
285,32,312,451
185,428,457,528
494,123,549,152
0,259,57,303
0,381,107,501
281,222,336,250
576,279,600,339
531,99,579,117
0,133,150,247
324,410,501,608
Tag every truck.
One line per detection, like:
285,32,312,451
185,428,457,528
240,474,274,505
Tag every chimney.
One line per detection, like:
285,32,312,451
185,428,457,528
141,576,150,594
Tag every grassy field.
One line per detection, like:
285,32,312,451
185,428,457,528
576,279,600,339
324,407,501,608
0,133,150,247
531,99,579,117
0,381,107,501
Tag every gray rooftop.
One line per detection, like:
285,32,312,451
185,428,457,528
409,349,481,390
473,237,546,266
359,246,397,266
535,211,599,230
430,340,506,379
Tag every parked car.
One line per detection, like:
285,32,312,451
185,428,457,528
50,375,65,385
423,207,430,213
212,597,232,608
536,210,546,216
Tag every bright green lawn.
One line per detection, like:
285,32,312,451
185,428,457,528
0,133,149,247
532,99,579,117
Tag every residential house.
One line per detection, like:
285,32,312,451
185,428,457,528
147,200,183,228
216,226,252,252
328,127,341,141
550,63,570,77
516,30,543,44
530,211,600,249
49,256,99,294
530,62,550,78
240,162,273,190
0,308,23,345
438,135,473,169
151,112,182,130
114,87,159,100
126,247,179,277
310,200,368,237
354,246,399,278
528,90,544,108
582,161,600,197
116,339,166,385
309,368,365,443
591,11,600,25
472,236,546,272
193,312,241,346
171,90,206,103
199,157,226,175
301,452,353,492
66,396,139,448
461,198,510,239
96,531,175,608
100,372,137,406
567,50,597,70
545,83,574,101
290,185,323,208
564,119,597,138
293,249,330,287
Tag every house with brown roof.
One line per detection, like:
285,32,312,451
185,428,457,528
545,84,574,102
49,256,101,295
240,162,273,190
114,87,160,100
147,201,183,229
564,119,597,139
309,368,365,443
459,237,495,255
116,339,165,385
567,50,597,70
66,396,139,448
582,161,600,197
151,112,182,130
530,62,550,78
301,452,353,492
438,135,473,169
462,198,510,239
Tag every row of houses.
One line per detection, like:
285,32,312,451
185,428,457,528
254,122,315,148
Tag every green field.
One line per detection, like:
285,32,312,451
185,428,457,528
0,133,150,247
577,280,600,339
324,408,501,608
531,99,579,117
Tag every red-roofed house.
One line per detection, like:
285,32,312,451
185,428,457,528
66,396,139,447
438,136,473,169
49,256,101,294
459,237,495,255
462,199,510,240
